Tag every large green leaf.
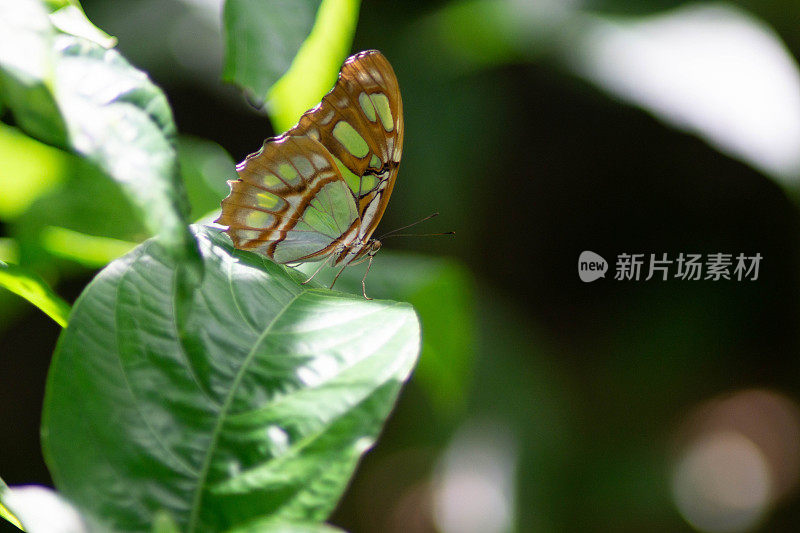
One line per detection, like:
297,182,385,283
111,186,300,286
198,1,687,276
0,0,193,256
42,225,420,532
0,259,71,327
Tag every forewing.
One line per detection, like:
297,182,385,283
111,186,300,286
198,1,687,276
216,135,359,264
290,50,404,238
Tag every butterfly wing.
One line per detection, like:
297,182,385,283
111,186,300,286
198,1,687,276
289,50,404,241
217,50,403,265
216,135,360,264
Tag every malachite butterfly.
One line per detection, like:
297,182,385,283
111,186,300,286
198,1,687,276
216,50,403,298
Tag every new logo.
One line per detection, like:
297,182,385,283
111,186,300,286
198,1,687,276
579,251,608,282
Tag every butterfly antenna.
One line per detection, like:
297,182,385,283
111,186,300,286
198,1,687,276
379,212,441,240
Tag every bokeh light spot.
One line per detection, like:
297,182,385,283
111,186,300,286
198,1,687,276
672,431,770,533
433,421,517,533
671,389,800,532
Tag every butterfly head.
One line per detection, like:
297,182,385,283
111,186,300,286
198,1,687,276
369,239,382,255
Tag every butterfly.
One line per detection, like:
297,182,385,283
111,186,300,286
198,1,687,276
216,50,403,299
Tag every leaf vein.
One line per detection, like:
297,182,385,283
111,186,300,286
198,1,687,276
186,288,308,532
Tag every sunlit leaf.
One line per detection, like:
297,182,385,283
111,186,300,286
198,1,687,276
41,0,80,10
39,226,136,268
47,2,117,48
0,0,66,146
2,138,145,272
0,120,146,273
297,252,474,416
0,0,195,257
42,225,420,532
0,124,67,219
0,123,148,263
14,158,144,239
4,161,145,278
221,0,360,132
223,0,324,100
266,0,361,132
0,259,71,327
0,505,21,531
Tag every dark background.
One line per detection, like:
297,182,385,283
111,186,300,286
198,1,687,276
4,0,800,531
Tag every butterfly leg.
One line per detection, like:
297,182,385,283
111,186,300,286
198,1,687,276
329,264,348,290
361,254,376,300
301,260,328,285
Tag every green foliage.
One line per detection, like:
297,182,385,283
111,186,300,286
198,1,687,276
1,1,431,531
423,0,800,187
46,1,116,48
177,136,237,221
41,226,420,532
9,150,145,267
0,0,193,256
38,226,136,268
1,0,794,531
223,0,324,101
0,260,71,327
222,0,361,132
266,0,361,132
0,125,67,219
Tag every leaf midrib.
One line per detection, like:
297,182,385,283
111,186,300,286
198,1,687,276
208,307,409,522
186,288,307,533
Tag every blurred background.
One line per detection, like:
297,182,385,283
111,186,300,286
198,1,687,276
4,0,800,531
